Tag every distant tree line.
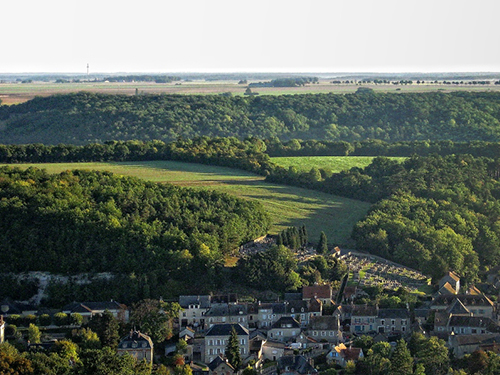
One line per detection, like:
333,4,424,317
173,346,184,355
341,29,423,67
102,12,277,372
102,75,181,83
265,139,500,158
249,77,319,88
3,91,500,144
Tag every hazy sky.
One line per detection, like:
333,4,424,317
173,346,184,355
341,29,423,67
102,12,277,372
3,0,499,73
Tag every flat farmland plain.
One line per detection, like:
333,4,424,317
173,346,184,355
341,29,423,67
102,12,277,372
271,156,406,173
1,161,371,246
2,80,500,105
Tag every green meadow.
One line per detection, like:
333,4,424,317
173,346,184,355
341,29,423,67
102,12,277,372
2,161,371,246
271,156,406,173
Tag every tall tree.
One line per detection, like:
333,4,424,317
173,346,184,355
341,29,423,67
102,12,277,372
390,339,414,375
28,323,41,344
131,299,181,344
317,231,328,254
225,327,242,370
87,310,120,348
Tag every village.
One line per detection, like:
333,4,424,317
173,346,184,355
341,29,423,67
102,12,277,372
2,252,500,375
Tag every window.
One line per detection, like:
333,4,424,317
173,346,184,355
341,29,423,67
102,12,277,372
291,308,295,313
381,320,385,326
209,340,213,346
391,319,395,326
209,349,213,355
402,319,407,326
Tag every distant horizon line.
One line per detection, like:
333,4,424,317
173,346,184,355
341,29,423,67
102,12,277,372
1,71,500,75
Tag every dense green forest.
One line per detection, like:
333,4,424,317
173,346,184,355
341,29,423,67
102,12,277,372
0,167,270,278
2,91,500,144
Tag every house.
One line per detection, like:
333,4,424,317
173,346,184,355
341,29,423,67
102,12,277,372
268,317,301,343
204,323,249,364
249,330,266,360
307,315,342,343
431,295,495,319
438,271,460,294
62,301,129,322
262,340,287,361
189,361,210,375
376,308,410,334
350,305,378,334
204,303,248,329
447,316,499,335
302,285,333,305
277,355,317,375
288,299,322,328
448,333,500,357
208,355,235,375
180,327,196,341
294,332,320,350
327,343,364,367
179,295,211,329
117,330,153,364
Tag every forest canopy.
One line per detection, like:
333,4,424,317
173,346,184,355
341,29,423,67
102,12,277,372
2,91,500,144
0,167,270,275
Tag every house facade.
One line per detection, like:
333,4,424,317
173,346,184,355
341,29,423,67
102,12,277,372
268,317,301,343
117,330,153,364
376,308,410,334
204,323,249,364
307,315,342,343
350,305,378,334
179,295,211,329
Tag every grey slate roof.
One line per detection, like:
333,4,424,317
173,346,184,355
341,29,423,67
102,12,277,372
377,308,410,320
308,316,339,331
351,304,377,317
118,330,153,349
277,355,317,374
448,316,498,329
178,295,211,309
208,355,234,371
204,303,247,317
271,317,301,329
432,294,494,307
205,323,249,337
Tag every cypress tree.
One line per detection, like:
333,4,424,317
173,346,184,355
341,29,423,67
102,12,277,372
317,231,328,254
226,327,242,369
301,225,308,246
277,232,283,246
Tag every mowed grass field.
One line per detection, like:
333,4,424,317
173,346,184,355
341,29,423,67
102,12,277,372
1,161,371,246
271,156,406,173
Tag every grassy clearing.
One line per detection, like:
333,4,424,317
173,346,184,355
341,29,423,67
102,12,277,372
2,161,371,246
271,156,406,173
